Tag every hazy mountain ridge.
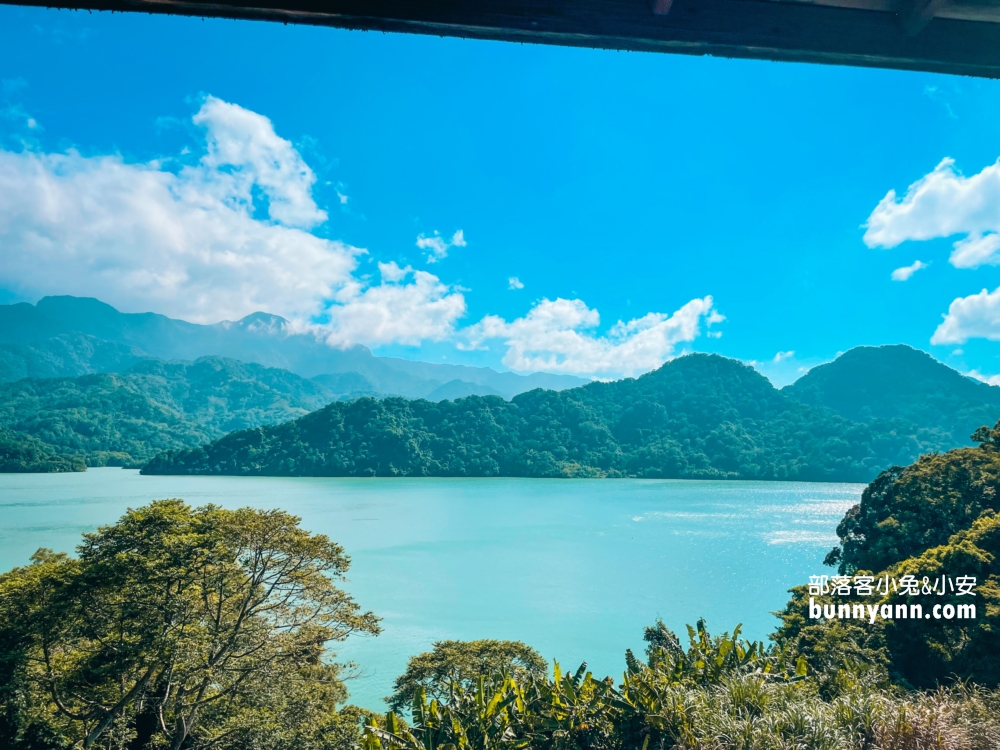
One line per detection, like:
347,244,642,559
0,334,147,382
144,352,977,482
0,297,587,399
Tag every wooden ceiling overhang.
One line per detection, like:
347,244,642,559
7,0,1000,77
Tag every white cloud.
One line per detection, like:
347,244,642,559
865,158,1000,342
464,296,723,378
193,96,327,229
967,369,1000,386
864,157,1000,270
0,95,466,347
931,286,1000,344
773,350,795,363
0,96,731,371
891,260,928,281
323,262,466,347
950,233,1000,268
417,229,465,263
508,276,524,290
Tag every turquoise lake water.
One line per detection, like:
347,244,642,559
0,470,862,710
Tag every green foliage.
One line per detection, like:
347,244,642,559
144,354,938,481
0,500,380,749
3,485,1000,749
365,621,1000,750
631,619,805,688
826,441,1000,575
879,511,1000,688
0,356,334,468
0,428,85,473
971,420,1000,448
387,641,547,712
780,433,1000,690
369,664,626,750
770,586,892,694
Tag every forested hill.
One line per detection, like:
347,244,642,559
143,353,947,481
0,356,335,468
783,344,1000,449
0,427,86,473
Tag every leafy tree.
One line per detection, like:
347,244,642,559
0,428,85,473
365,619,999,750
628,619,804,688
0,500,380,749
387,640,547,713
971,419,1000,449
371,663,624,750
825,440,1000,575
879,510,1000,688
783,432,1000,690
770,585,891,694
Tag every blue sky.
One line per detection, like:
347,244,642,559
4,6,1000,385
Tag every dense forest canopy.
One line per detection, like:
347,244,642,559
0,356,335,468
826,445,1000,575
0,427,86,473
772,428,1000,689
144,352,969,482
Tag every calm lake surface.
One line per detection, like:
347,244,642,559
0,470,862,709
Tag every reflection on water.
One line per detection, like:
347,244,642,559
0,470,862,710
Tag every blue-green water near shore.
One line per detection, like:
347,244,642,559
0,470,862,710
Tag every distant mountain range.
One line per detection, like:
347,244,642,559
143,347,1000,482
0,296,586,399
3,295,999,479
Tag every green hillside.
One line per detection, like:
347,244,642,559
783,344,1000,450
0,333,145,382
0,427,86,473
143,353,933,481
0,356,334,467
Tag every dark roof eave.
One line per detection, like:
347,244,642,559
7,0,1000,78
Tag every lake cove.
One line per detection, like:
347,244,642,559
0,470,861,709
